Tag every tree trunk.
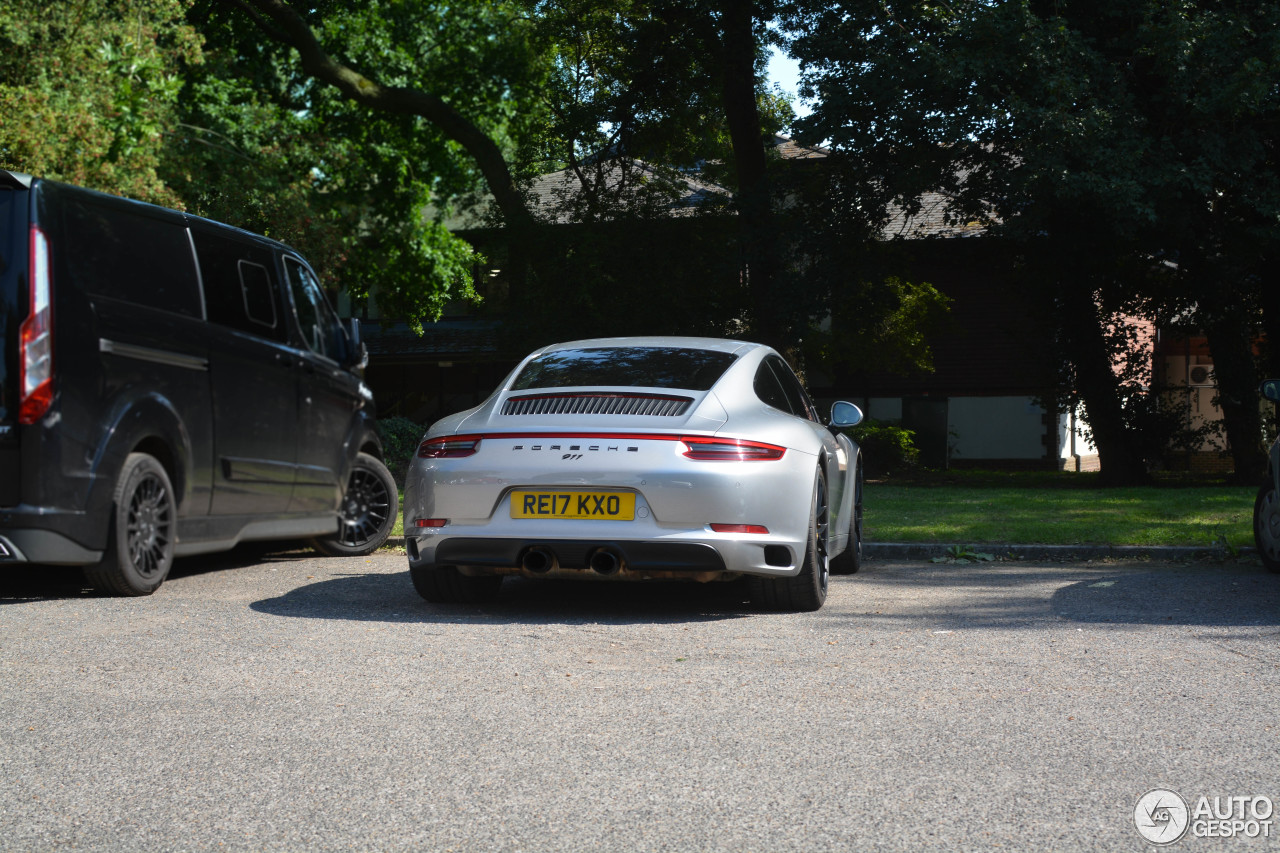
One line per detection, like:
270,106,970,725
1057,283,1151,486
719,1,788,355
1201,290,1266,484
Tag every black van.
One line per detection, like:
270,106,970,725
0,171,395,595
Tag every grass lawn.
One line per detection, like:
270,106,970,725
864,470,1257,549
389,471,1260,550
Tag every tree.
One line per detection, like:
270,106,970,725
783,0,1280,483
0,0,202,205
174,0,536,328
216,0,836,349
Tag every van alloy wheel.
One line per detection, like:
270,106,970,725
313,452,397,557
84,453,175,596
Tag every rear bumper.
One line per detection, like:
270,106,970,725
407,531,801,581
0,502,105,565
0,529,102,565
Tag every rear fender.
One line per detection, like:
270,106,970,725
80,393,198,549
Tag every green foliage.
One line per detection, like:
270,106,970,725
781,0,1280,482
847,418,920,476
377,417,426,482
0,0,202,205
167,2,507,324
804,273,951,377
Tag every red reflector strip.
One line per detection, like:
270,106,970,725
710,523,770,535
418,435,482,458
414,518,448,528
682,437,785,461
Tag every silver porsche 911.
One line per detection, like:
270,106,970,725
403,337,864,611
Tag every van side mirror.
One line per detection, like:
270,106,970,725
346,318,368,372
829,401,863,429
1262,380,1280,403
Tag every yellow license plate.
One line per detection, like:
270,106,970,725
510,491,636,520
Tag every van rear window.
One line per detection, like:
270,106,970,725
61,195,201,317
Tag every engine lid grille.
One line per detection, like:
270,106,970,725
502,392,693,417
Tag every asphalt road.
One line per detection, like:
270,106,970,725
1,551,1277,852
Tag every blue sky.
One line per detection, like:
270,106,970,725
766,47,811,120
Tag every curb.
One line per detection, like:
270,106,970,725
383,538,1254,562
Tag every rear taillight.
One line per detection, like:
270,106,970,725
681,437,785,461
417,435,482,458
18,225,53,425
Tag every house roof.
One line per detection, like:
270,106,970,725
439,136,984,238
523,158,731,225
883,190,987,239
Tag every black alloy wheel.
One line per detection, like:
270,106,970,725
313,452,397,557
84,452,176,596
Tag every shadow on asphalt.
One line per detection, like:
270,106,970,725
840,560,1280,629
251,571,757,626
1050,566,1280,626
0,542,317,602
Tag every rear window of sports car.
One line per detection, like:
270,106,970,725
511,347,738,391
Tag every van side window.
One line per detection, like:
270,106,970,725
61,194,201,317
193,229,287,343
237,261,276,329
284,258,345,362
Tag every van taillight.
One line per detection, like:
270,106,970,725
18,225,53,425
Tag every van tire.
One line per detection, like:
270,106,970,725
84,453,176,596
313,452,397,557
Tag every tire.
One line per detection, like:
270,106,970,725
83,453,176,596
1254,481,1280,573
748,468,830,612
410,562,503,604
830,459,863,576
313,452,397,557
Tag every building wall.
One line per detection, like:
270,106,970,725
947,396,1049,461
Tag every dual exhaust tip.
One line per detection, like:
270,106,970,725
521,546,622,576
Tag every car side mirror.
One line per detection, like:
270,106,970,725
1262,380,1280,403
345,318,368,372
829,401,863,429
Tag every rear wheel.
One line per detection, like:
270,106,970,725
410,563,503,604
749,468,829,612
84,453,175,596
1254,481,1280,573
313,452,396,557
830,459,863,576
